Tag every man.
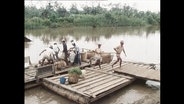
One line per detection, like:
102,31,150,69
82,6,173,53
62,39,69,65
112,40,127,68
70,41,81,65
52,42,60,61
89,43,102,69
39,45,56,66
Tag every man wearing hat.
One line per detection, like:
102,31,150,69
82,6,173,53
62,39,68,65
53,42,60,61
112,40,127,68
89,43,102,69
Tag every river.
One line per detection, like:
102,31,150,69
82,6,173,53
25,26,160,104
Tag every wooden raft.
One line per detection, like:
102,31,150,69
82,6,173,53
42,63,135,104
114,61,160,82
25,62,91,89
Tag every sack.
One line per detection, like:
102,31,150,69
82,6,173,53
68,74,79,84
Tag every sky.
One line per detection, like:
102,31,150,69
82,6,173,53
24,0,160,12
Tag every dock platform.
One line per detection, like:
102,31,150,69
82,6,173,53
114,61,160,82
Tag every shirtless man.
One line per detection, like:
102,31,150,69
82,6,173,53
112,40,127,68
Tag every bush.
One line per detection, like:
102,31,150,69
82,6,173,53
68,67,82,75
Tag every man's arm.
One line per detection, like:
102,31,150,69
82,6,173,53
57,46,60,52
123,48,127,57
114,48,118,53
39,49,46,56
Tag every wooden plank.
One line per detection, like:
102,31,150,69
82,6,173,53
92,79,131,96
85,68,134,79
73,75,114,89
90,79,134,102
75,75,119,91
66,74,108,86
44,78,91,97
84,77,126,95
114,63,160,81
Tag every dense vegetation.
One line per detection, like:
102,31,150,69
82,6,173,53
25,3,160,29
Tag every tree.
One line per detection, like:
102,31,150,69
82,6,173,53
70,4,79,14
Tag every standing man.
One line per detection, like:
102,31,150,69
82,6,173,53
89,43,102,69
70,41,81,65
62,39,68,65
52,42,60,61
112,40,127,68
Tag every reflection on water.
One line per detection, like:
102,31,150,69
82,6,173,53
25,26,159,43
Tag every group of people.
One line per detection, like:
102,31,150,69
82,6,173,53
38,39,81,66
38,39,127,69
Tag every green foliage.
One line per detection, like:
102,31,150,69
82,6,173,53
68,67,82,75
25,3,160,29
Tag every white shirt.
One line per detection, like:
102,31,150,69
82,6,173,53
52,44,59,53
41,48,55,60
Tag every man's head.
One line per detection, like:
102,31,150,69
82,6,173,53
120,40,124,45
54,43,57,45
98,44,101,48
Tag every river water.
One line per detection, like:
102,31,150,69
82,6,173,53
25,26,160,104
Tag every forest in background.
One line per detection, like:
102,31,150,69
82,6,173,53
25,3,160,29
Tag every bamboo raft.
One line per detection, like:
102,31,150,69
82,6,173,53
42,63,135,104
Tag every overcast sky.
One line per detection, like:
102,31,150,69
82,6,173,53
25,0,160,12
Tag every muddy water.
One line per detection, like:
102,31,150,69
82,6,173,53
25,26,160,104
25,81,159,104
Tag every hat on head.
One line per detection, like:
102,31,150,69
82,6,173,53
62,39,65,42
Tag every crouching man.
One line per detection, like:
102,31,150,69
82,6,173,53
39,45,55,66
89,43,102,69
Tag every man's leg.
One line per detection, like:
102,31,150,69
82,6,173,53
78,54,81,65
89,57,94,67
119,57,122,67
56,52,59,61
97,59,101,69
112,57,120,68
64,52,68,65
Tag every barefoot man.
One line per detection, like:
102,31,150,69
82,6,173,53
112,40,127,68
